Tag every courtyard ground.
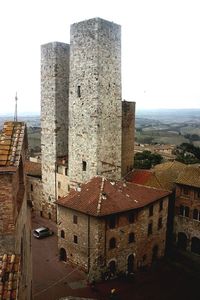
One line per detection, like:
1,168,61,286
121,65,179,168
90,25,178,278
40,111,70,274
32,215,200,300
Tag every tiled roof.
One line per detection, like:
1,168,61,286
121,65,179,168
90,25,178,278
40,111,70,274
0,254,20,300
125,169,163,189
0,122,26,169
25,161,41,177
153,161,186,172
175,166,200,188
57,176,170,216
126,161,187,191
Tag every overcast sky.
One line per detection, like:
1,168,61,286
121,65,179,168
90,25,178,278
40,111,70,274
0,0,200,115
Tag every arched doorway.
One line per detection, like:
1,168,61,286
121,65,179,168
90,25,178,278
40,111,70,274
177,232,187,250
59,248,67,262
127,254,134,273
152,245,159,262
191,237,200,255
108,260,116,275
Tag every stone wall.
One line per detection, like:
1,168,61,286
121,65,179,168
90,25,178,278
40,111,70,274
41,42,69,216
121,101,135,177
57,195,168,280
174,184,200,252
68,18,122,185
26,175,43,215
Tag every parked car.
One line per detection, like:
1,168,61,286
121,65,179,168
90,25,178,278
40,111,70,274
33,227,54,239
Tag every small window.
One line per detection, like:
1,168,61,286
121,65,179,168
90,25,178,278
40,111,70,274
82,161,87,171
179,205,189,217
128,232,135,243
73,215,78,224
109,237,116,249
158,217,162,230
68,185,70,192
193,209,198,220
74,235,78,244
149,205,153,217
182,188,189,195
31,184,33,192
65,168,68,176
159,200,163,212
77,85,81,97
61,230,65,238
128,212,135,224
185,206,189,217
108,215,116,229
148,222,153,236
58,181,61,189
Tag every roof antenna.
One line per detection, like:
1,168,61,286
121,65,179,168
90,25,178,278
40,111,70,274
14,92,18,122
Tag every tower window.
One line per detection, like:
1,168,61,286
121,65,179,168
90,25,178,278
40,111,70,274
77,85,81,97
74,235,78,244
73,215,78,224
31,184,33,192
82,161,87,171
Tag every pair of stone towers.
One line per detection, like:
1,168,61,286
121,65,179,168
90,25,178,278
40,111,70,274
41,18,135,215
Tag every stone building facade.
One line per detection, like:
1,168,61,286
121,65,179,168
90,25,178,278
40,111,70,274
57,176,170,280
40,18,135,219
41,42,70,220
0,122,32,300
174,166,200,255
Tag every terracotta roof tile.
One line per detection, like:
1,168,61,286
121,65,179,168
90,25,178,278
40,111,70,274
126,161,188,191
0,122,26,169
175,166,200,188
57,176,171,216
0,254,20,300
25,161,41,177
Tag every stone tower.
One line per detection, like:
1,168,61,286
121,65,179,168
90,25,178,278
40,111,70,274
41,42,69,219
68,18,122,185
121,100,135,177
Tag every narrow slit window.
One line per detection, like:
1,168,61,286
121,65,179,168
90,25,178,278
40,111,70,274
77,85,81,97
82,161,87,171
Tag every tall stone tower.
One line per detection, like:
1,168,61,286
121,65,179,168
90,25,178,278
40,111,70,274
68,18,122,185
41,42,69,219
121,100,135,177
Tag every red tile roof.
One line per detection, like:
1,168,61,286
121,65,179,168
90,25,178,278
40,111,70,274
126,170,155,185
57,176,171,216
0,254,20,300
0,122,26,169
25,161,41,177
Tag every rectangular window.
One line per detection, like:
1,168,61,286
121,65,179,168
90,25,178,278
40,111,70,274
58,181,61,189
82,161,87,171
108,215,116,229
77,85,81,97
73,215,78,224
158,217,162,230
149,205,153,217
148,222,153,236
159,200,163,212
128,212,135,224
74,235,78,244
179,205,190,217
182,187,189,196
65,168,68,176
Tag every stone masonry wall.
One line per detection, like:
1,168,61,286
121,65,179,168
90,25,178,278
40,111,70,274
41,42,69,213
174,184,200,251
121,101,135,177
68,18,122,185
57,195,169,281
0,173,15,252
57,206,99,272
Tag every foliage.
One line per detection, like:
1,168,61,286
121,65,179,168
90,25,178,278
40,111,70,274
134,150,163,169
174,143,200,164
